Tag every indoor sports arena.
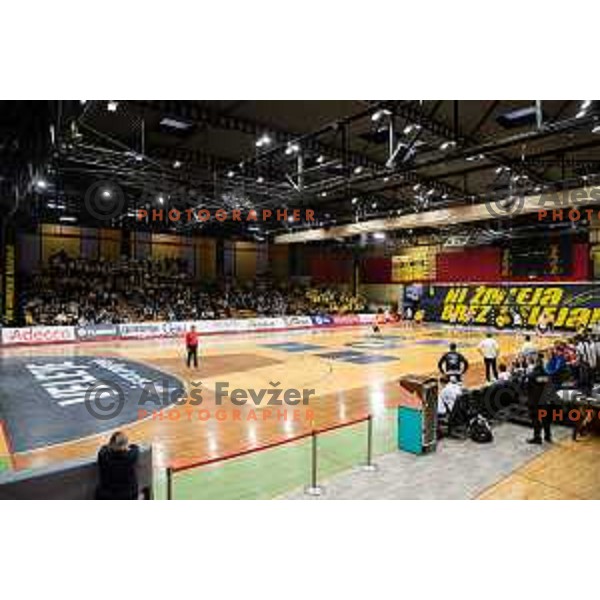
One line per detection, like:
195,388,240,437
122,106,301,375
2,100,600,500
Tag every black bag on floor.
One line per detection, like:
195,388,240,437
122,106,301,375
468,415,493,444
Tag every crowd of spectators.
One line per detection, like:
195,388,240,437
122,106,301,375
437,329,600,443
22,251,367,326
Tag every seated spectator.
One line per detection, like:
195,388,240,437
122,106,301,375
545,345,568,385
96,432,139,500
519,335,537,358
437,375,463,416
497,363,511,381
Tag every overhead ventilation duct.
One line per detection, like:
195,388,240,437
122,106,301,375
497,105,543,129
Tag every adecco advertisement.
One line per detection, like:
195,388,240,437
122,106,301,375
1,314,374,346
1,326,77,345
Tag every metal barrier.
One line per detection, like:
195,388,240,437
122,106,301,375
165,415,377,499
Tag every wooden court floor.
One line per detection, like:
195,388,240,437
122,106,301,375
1,324,597,499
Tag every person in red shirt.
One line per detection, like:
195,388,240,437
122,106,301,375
185,325,199,368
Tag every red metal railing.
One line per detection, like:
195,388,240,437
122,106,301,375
166,414,373,499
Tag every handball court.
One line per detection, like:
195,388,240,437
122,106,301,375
1,324,598,499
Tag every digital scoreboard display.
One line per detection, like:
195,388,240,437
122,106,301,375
502,235,572,278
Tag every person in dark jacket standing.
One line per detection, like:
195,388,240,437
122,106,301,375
96,432,139,500
526,354,555,444
438,342,469,381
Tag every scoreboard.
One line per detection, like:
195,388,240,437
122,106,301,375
502,235,572,278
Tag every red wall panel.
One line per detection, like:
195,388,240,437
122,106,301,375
360,257,392,284
436,243,590,283
436,247,502,282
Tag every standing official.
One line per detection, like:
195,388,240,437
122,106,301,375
478,332,500,382
526,354,554,444
185,325,200,368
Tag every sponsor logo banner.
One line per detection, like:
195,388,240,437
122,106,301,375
1,326,76,345
76,324,120,341
283,316,313,328
421,283,600,330
332,315,361,326
358,314,376,324
119,322,167,339
311,315,334,326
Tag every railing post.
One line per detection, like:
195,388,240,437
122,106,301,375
305,429,323,496
363,414,378,472
166,467,173,500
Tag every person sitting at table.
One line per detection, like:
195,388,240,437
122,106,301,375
437,375,463,417
497,363,511,381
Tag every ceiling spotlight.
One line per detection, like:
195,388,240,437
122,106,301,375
256,134,272,148
287,215,294,223
227,170,235,178
101,189,112,199
576,110,587,119
371,202,377,209
135,154,144,162
351,197,358,205
257,176,264,183
592,124,600,134
371,109,391,122
157,195,165,205
427,188,435,196
107,101,118,112
412,183,421,191
321,191,327,197
35,179,48,190
581,101,592,110
173,160,182,169
316,155,325,164
495,166,509,174
466,153,485,162
285,143,300,156
534,186,542,193
440,140,457,151
442,193,448,200
373,232,386,240
403,123,422,135
354,166,364,175
383,176,390,182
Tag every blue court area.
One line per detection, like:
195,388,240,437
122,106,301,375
262,342,324,352
0,356,185,452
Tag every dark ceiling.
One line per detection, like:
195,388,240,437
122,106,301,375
1,100,599,242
